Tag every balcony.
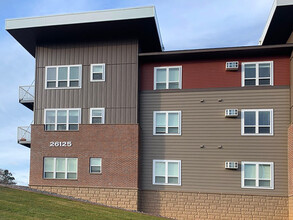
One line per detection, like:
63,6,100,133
17,124,32,148
19,82,34,111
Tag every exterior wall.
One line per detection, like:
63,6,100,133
30,124,139,188
34,39,138,124
139,190,288,220
31,186,138,210
139,87,290,196
140,56,290,91
287,32,293,43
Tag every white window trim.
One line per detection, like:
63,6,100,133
153,111,182,136
43,157,78,180
241,61,274,87
44,108,81,131
152,160,181,186
89,158,102,174
154,66,182,90
90,108,105,124
90,63,106,82
45,64,82,89
241,109,273,136
241,161,274,189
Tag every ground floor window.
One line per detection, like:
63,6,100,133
153,160,181,185
241,161,274,189
44,157,78,179
90,158,102,173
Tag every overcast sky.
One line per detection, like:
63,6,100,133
0,0,274,185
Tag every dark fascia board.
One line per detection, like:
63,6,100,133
5,6,163,57
260,0,293,45
139,44,293,62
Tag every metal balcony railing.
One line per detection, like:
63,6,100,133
17,123,32,148
19,81,34,111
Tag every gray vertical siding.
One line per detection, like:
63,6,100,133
139,87,290,196
34,40,138,124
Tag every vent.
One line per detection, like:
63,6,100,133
226,61,239,71
225,109,238,117
225,161,238,169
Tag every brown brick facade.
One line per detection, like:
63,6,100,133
30,124,139,188
139,190,288,220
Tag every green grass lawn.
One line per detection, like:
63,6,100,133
0,186,165,220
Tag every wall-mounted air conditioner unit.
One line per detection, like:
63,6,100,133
226,61,239,71
225,109,238,117
225,161,238,169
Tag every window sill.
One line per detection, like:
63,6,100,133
43,178,78,181
89,173,102,175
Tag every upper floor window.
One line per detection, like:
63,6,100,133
154,66,182,90
241,162,274,189
91,64,105,82
153,160,181,185
90,108,105,124
153,111,181,135
45,108,81,131
46,65,82,89
90,158,102,174
44,157,78,179
241,109,273,135
241,61,273,87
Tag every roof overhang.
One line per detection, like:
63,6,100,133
259,0,293,45
5,6,164,57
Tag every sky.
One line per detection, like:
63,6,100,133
0,0,274,185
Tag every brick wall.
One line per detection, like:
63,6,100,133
139,190,289,220
30,124,139,188
31,186,138,210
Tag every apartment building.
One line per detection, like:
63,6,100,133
6,1,293,219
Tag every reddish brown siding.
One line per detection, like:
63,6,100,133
30,124,139,189
140,56,290,90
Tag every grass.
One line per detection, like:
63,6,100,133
0,186,165,220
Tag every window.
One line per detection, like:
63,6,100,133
45,109,81,131
241,109,273,135
44,157,78,179
154,66,182,90
153,160,181,185
91,64,105,82
90,158,102,173
241,162,274,189
153,111,181,135
241,61,273,87
90,108,105,124
46,65,82,89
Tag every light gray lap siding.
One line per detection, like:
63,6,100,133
139,87,289,196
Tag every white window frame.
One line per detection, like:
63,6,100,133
153,160,181,186
90,108,105,124
90,64,106,82
89,158,102,174
241,161,274,189
154,66,182,90
44,108,81,131
153,111,182,135
241,109,273,136
241,61,274,87
45,64,82,89
43,157,78,180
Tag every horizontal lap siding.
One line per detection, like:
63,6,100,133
34,40,138,124
139,87,290,196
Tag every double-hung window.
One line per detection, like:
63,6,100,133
46,65,82,89
154,66,182,90
44,157,78,179
241,162,274,189
241,61,273,86
45,109,81,131
90,64,105,81
90,108,105,124
241,109,273,135
90,158,102,174
153,160,181,185
153,111,181,135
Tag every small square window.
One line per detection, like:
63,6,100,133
153,111,181,135
90,108,105,124
153,160,181,185
90,158,102,174
154,66,182,90
91,64,105,82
